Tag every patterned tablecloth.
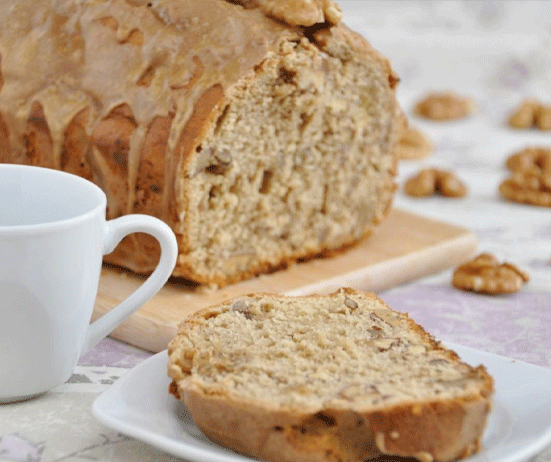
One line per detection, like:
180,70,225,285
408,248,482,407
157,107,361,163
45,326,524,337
1,1,550,461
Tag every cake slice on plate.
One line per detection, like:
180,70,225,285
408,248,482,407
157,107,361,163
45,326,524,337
168,288,493,462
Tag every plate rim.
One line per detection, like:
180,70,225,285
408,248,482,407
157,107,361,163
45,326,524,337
92,352,252,462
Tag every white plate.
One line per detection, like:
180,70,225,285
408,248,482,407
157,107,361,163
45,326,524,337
92,343,551,462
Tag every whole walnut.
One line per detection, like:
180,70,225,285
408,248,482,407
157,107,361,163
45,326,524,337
452,253,529,295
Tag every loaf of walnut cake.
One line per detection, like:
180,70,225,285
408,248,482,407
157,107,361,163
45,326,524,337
0,0,404,285
168,288,494,462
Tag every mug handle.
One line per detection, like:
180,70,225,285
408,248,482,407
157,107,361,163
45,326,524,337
82,215,178,353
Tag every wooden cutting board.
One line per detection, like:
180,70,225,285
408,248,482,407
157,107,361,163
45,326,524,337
92,209,477,353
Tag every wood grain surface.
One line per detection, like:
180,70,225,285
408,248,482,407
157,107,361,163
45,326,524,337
92,208,477,353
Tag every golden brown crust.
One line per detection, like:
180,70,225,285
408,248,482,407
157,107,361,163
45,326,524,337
168,289,493,462
368,394,491,462
61,108,94,181
24,101,55,168
90,104,137,218
0,112,10,163
134,114,173,216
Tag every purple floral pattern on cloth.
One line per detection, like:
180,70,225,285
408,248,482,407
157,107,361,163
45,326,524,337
0,434,45,462
78,338,151,368
380,285,551,368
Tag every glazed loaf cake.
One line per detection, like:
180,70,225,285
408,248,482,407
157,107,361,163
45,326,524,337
168,288,493,462
0,0,404,286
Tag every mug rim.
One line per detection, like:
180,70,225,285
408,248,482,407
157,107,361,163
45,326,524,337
0,164,107,235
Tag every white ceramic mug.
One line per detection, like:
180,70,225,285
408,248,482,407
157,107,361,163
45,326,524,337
0,165,178,403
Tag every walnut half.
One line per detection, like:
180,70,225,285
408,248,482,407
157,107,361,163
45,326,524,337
508,99,551,131
396,126,433,160
404,168,467,198
414,91,476,121
500,147,551,207
499,171,551,207
506,147,551,175
452,253,529,295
